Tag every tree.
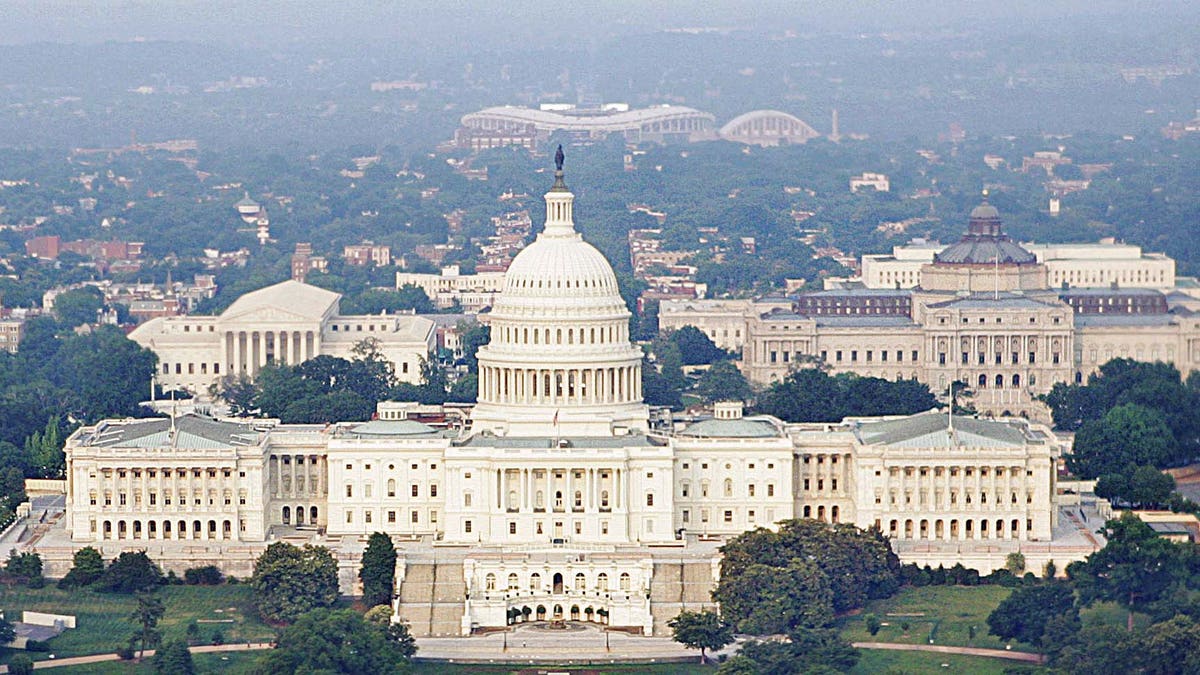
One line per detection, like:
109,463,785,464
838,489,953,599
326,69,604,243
864,613,882,636
696,360,753,403
131,593,165,659
359,532,397,608
1138,614,1200,675
670,326,726,366
152,638,195,675
212,373,258,416
986,582,1078,648
719,628,859,674
1005,552,1026,575
1067,404,1177,478
59,546,105,588
97,551,163,593
5,551,42,586
251,542,339,623
713,558,834,634
668,610,734,663
257,608,415,674
53,286,104,327
1068,512,1190,630
6,654,33,675
0,611,15,645
183,565,223,585
458,322,489,374
386,620,417,659
755,369,937,422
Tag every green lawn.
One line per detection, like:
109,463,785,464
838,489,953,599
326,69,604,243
30,651,267,674
0,584,276,664
838,585,1024,652
411,665,713,675
850,648,1044,675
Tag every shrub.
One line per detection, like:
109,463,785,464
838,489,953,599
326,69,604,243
24,639,49,652
117,642,136,660
184,565,223,585
211,629,225,645
865,613,882,636
7,654,34,675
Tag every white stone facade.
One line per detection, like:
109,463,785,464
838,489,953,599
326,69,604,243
129,280,436,395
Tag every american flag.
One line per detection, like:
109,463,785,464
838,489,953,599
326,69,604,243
552,409,559,426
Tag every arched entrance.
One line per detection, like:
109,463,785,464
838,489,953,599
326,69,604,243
553,604,564,620
552,572,564,594
570,605,580,621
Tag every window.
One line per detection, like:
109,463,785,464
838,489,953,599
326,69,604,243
620,573,631,591
387,479,396,497
486,573,496,591
365,510,373,523
464,520,472,533
509,522,517,534
430,484,438,497
346,510,353,523
345,485,353,498
724,510,733,523
411,484,419,497
748,484,756,497
767,483,775,497
646,493,654,507
387,510,396,523
464,492,472,507
411,510,419,523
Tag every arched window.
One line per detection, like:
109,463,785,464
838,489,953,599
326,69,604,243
724,478,733,497
530,573,541,591
575,572,586,590
485,573,496,591
1012,374,1020,387
387,479,396,497
995,374,1004,388
597,572,609,590
508,573,519,589
619,573,631,591
978,374,987,388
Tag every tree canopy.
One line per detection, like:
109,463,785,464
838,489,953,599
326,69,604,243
359,532,397,609
257,608,416,675
668,610,734,662
754,369,937,422
97,551,163,594
986,582,1079,648
251,542,339,623
1067,404,1179,478
715,519,901,634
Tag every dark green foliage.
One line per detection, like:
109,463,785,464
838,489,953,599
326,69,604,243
1068,512,1194,628
696,360,753,403
0,612,15,645
53,286,105,327
257,608,415,674
58,546,105,588
248,341,398,422
755,369,937,422
98,551,163,593
5,550,43,585
251,542,339,623
6,654,34,675
359,532,397,608
717,628,859,674
986,582,1078,647
715,519,900,634
183,565,223,585
131,593,165,659
1067,404,1178,478
668,609,734,662
864,613,881,636
1043,359,1200,469
457,322,489,374
1095,464,1176,508
669,326,727,365
153,638,195,675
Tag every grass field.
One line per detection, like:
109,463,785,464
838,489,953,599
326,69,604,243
849,648,1043,674
0,584,276,664
30,651,267,674
411,665,715,675
838,585,1023,652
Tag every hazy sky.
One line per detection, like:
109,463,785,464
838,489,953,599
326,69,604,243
1,0,1195,47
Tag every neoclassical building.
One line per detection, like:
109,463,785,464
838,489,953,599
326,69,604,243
61,166,1076,637
129,280,437,394
664,201,1200,419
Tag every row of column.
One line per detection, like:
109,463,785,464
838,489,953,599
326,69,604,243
878,464,1031,512
479,365,641,406
225,330,318,376
493,467,624,513
93,466,236,514
268,454,327,499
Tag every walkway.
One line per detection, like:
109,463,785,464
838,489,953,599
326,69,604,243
415,623,709,664
852,641,1045,664
0,642,273,672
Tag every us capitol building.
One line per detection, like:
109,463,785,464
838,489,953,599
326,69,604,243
58,164,1077,637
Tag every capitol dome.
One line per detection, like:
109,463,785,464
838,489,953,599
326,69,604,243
469,158,648,438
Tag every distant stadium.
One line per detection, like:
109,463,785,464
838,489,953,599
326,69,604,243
456,104,826,150
455,104,717,150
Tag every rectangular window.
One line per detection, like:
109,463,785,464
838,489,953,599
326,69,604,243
464,520,472,533
682,509,690,523
724,510,733,523
346,485,353,498
411,484,419,497
411,510,419,523
430,484,438,497
365,510,373,523
346,510,353,523
387,510,396,523
767,484,774,497
509,522,517,534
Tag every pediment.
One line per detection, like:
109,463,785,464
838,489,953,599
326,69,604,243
221,305,322,326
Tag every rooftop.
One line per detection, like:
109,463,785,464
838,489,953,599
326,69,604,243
852,411,1032,448
81,414,264,450
677,416,782,439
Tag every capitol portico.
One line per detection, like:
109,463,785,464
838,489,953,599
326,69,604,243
57,160,1092,637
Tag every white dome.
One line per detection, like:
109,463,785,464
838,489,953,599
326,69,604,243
470,169,648,438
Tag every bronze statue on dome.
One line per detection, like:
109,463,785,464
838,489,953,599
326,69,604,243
555,144,565,171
